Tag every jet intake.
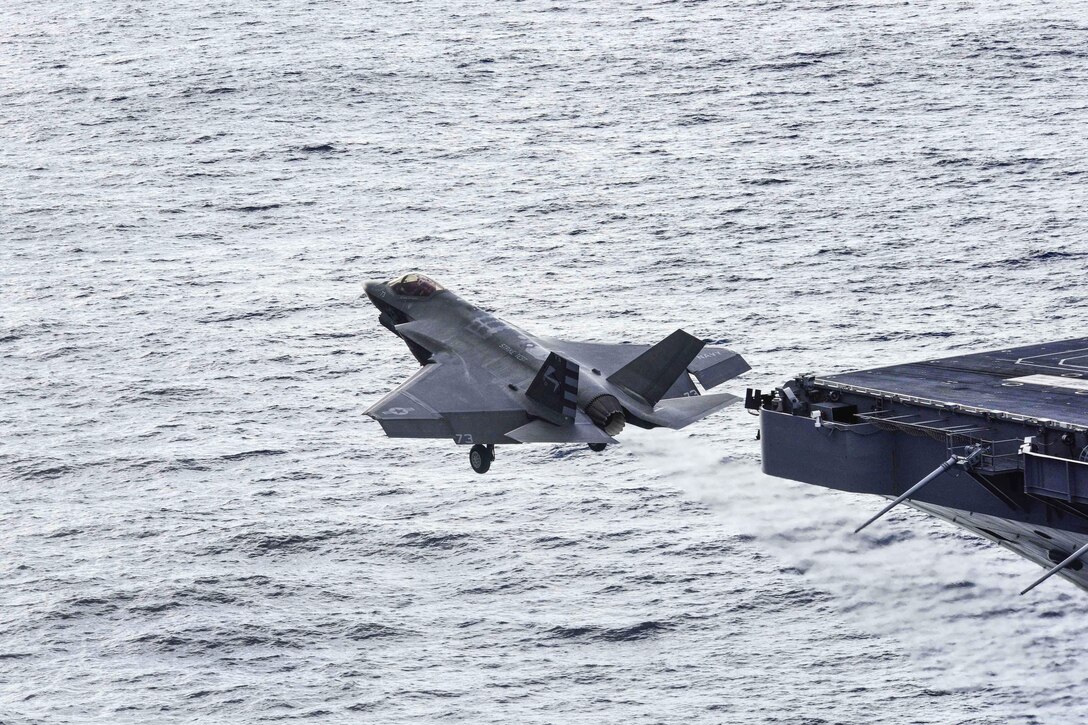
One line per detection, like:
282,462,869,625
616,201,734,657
378,311,399,334
586,394,626,436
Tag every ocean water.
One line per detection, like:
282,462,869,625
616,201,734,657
3,0,1088,722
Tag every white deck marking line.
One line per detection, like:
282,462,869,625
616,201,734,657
1007,374,1088,393
1015,346,1088,373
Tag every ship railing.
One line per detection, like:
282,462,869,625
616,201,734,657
854,410,1022,472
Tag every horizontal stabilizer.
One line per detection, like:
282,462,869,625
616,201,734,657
526,352,579,423
506,416,614,444
608,329,706,406
687,348,750,389
646,392,742,429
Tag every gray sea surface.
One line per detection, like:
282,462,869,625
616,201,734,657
3,0,1088,722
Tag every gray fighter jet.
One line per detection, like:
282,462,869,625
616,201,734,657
364,273,749,472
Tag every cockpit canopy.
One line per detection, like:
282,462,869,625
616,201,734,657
388,273,444,298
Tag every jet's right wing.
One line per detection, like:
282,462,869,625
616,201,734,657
367,351,611,445
366,354,531,443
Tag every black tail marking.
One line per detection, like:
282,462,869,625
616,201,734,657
526,352,579,423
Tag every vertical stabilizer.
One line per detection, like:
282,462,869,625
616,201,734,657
526,352,579,423
607,330,706,406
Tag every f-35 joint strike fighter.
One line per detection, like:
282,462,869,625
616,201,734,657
364,273,749,472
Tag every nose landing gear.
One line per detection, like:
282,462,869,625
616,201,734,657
469,444,495,474
588,443,607,452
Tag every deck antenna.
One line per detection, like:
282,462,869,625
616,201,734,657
1019,540,1088,596
854,446,985,534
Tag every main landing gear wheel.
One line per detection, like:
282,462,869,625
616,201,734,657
469,444,494,474
588,443,607,452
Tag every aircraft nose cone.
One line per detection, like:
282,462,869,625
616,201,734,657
364,280,384,300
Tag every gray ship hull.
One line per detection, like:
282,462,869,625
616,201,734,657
757,338,1088,592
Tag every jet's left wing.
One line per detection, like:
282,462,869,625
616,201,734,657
366,354,531,444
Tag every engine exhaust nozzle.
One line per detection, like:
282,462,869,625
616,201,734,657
586,394,626,436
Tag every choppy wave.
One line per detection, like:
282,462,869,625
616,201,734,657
3,0,1088,722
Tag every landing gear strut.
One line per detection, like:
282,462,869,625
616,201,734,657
470,444,494,474
588,443,607,452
